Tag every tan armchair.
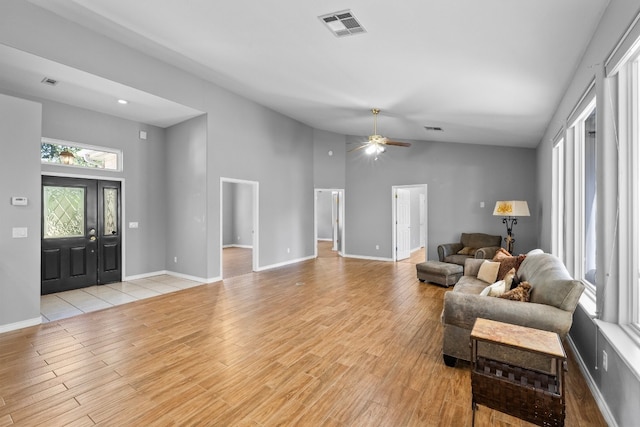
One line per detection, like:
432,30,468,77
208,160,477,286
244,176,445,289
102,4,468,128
437,232,502,266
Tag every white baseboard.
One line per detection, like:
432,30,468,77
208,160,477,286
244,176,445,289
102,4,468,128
124,270,168,281
223,244,253,249
343,253,393,262
0,316,41,334
566,336,618,427
255,255,315,272
125,270,219,284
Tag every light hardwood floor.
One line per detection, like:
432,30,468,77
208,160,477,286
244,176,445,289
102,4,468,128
0,248,606,426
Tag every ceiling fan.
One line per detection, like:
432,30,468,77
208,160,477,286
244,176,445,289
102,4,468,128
350,108,411,156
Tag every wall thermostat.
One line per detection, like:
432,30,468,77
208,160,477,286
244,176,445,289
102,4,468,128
11,197,28,206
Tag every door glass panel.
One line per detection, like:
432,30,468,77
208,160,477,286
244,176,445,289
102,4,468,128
103,187,118,236
43,186,85,239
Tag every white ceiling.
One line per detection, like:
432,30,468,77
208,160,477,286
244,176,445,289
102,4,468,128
15,0,609,147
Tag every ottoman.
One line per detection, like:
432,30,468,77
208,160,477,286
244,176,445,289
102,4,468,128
416,261,463,287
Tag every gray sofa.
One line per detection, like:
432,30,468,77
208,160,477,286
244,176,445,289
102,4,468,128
441,250,584,372
437,232,502,266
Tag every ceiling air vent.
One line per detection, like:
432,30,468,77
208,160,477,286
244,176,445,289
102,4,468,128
319,10,366,37
41,77,59,86
424,126,444,132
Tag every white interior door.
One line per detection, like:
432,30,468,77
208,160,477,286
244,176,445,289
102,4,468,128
396,189,411,260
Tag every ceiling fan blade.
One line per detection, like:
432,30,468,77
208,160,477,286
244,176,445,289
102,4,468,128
383,141,411,147
348,143,370,153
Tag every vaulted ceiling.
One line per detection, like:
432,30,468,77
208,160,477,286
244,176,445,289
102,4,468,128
15,0,610,147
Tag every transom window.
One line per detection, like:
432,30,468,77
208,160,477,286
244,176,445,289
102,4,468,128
41,137,122,171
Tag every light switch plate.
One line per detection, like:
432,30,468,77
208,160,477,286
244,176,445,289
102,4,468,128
12,227,27,238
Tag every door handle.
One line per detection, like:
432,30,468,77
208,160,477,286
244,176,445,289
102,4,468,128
89,236,97,241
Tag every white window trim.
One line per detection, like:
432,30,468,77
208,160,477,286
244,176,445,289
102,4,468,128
41,137,123,172
552,136,565,261
568,97,597,295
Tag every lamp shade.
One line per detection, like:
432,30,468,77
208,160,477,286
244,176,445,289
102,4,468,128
493,200,530,217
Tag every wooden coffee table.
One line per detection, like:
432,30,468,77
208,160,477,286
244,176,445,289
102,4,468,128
470,318,567,427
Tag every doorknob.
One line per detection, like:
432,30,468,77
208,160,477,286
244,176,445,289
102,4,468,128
89,236,97,241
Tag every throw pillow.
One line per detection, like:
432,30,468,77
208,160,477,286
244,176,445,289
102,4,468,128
485,280,507,297
492,247,512,261
499,281,532,302
503,268,516,289
496,254,526,281
457,246,474,255
477,260,501,284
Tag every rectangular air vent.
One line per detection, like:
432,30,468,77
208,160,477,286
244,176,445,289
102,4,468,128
424,126,444,132
41,77,58,86
319,10,366,37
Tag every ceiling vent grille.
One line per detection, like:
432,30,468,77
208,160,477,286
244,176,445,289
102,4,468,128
424,126,444,132
319,10,366,37
41,77,59,86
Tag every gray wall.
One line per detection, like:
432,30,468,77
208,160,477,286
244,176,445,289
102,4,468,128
37,99,168,278
0,94,42,330
316,190,333,240
313,129,346,189
409,186,426,251
345,137,537,260
222,182,253,247
165,115,208,278
222,182,235,246
536,1,640,425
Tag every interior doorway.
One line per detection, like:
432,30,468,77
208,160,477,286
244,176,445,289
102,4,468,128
41,175,122,294
221,178,259,279
392,184,427,262
314,188,345,258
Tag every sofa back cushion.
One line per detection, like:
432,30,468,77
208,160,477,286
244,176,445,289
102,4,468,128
460,233,501,249
518,253,584,312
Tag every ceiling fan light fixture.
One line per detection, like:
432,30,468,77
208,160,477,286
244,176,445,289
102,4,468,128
365,144,384,155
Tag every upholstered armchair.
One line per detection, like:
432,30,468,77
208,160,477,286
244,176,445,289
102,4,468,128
437,232,502,266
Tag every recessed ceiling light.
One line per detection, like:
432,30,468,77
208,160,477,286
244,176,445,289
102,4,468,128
117,99,128,105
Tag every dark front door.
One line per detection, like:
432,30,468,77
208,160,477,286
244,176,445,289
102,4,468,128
41,176,121,295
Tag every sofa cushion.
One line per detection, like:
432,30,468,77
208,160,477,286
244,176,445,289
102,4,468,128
452,276,487,294
477,261,500,283
445,254,472,265
530,279,585,311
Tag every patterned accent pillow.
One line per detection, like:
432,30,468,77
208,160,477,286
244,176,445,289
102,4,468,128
499,281,531,302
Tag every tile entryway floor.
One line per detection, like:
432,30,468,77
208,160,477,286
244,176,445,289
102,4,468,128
40,275,204,322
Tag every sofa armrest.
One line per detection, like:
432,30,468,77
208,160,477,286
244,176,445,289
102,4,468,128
474,246,501,260
438,243,464,261
442,292,574,339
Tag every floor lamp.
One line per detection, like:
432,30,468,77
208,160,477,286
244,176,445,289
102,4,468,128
493,201,530,254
